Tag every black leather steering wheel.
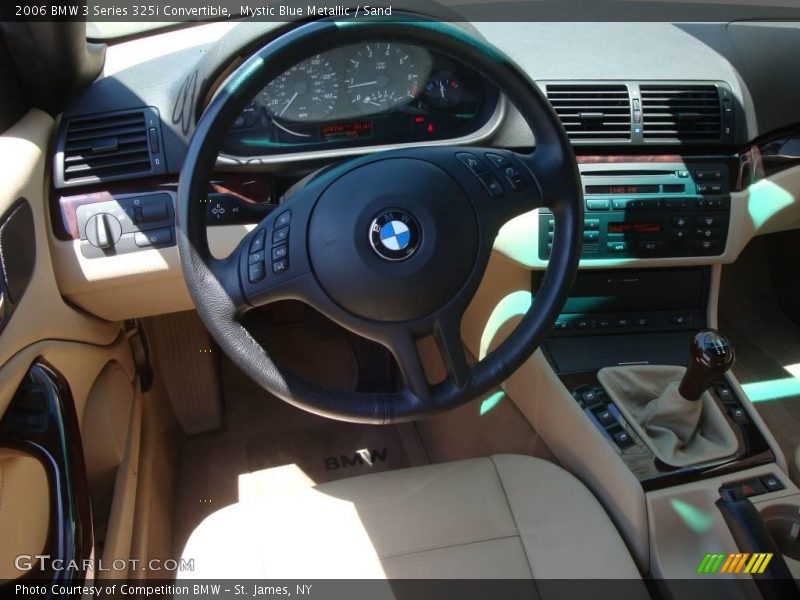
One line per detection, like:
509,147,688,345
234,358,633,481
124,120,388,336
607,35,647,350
177,17,583,423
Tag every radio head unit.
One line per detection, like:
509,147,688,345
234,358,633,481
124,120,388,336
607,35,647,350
539,162,731,260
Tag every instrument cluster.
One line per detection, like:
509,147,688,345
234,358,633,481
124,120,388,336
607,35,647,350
222,42,499,157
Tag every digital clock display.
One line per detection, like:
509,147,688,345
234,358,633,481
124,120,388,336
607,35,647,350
585,184,659,195
608,222,663,234
320,121,373,141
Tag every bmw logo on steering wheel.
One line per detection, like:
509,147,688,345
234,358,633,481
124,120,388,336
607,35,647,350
369,209,421,261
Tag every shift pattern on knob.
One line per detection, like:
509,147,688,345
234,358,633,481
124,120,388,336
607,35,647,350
696,330,735,368
679,329,735,401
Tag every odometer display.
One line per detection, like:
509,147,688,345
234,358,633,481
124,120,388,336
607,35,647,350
320,121,373,141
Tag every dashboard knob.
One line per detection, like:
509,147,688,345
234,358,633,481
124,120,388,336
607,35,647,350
85,213,122,249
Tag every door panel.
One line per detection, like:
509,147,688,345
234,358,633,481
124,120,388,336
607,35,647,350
0,448,49,580
0,110,142,584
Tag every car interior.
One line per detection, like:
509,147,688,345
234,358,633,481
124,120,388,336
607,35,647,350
2,3,800,598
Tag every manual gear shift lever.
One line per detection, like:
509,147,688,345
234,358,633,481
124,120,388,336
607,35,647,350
678,330,735,401
598,328,739,467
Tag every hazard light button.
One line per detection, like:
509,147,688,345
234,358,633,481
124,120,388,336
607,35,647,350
722,478,767,498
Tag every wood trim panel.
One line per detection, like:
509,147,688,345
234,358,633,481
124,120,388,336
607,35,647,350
0,362,93,586
738,127,800,190
52,173,274,240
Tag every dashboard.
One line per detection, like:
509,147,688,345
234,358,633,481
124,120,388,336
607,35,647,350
222,42,499,157
43,20,800,321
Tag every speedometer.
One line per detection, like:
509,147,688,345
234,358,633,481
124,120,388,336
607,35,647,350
260,54,338,121
345,43,424,113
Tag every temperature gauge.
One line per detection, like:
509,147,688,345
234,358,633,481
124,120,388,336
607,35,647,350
424,74,463,108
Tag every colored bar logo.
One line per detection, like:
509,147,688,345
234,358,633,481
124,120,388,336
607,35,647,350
697,553,773,574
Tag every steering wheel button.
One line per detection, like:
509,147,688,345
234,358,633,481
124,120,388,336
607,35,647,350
484,152,509,168
503,166,525,191
249,250,265,264
478,174,504,198
272,226,289,244
275,210,291,228
272,258,289,274
248,262,265,283
250,230,266,253
272,244,288,260
455,152,487,175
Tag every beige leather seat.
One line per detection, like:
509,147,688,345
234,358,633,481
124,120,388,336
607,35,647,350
181,454,643,582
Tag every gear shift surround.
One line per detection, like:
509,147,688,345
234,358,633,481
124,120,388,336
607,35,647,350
597,330,739,468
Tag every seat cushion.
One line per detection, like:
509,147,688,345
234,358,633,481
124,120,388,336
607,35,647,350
180,454,642,580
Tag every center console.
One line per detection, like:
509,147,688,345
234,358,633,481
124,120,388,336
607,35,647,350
539,161,731,260
536,267,775,490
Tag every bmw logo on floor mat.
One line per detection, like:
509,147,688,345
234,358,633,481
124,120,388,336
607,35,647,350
369,209,421,261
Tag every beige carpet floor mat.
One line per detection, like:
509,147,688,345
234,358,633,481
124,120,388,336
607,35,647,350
172,356,428,556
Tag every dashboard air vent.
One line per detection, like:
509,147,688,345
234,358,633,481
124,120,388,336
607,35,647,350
546,84,632,141
640,85,722,141
59,109,162,185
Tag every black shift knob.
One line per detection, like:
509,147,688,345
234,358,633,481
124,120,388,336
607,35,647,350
678,330,735,401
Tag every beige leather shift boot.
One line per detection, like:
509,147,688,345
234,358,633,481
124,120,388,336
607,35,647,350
598,364,738,467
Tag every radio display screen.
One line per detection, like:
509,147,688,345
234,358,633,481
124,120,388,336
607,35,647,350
608,222,663,234
585,184,659,195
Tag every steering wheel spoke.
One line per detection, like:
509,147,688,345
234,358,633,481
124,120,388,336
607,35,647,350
434,313,472,389
382,310,472,406
383,327,433,402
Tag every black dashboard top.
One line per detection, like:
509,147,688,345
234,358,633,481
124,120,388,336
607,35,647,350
53,20,800,184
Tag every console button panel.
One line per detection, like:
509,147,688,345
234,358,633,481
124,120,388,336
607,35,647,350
572,384,635,449
573,378,756,455
552,309,703,336
721,474,785,498
540,162,731,260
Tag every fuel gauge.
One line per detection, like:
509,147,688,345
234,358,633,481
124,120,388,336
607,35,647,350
424,74,463,108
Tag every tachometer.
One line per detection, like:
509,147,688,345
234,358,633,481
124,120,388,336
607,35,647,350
260,54,338,122
345,43,425,113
